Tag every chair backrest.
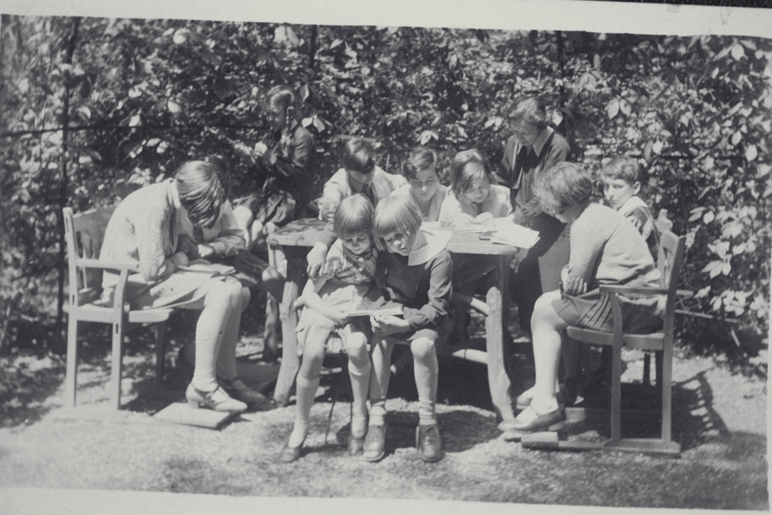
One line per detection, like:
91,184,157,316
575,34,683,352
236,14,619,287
656,230,687,335
63,206,117,306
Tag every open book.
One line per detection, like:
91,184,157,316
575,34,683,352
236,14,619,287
489,218,540,249
347,289,404,318
178,260,236,277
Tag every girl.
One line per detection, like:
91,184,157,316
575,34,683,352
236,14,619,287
233,85,316,250
363,195,454,463
99,161,248,412
438,150,512,342
513,162,662,432
392,147,447,222
438,149,512,227
279,195,378,463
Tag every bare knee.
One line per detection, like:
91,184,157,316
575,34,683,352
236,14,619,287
410,337,435,362
531,290,567,331
344,333,369,362
300,341,325,377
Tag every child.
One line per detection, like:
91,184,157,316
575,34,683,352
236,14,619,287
392,147,447,222
233,85,316,250
306,138,406,277
363,195,454,463
600,156,660,260
438,149,513,227
438,150,512,341
513,162,662,432
279,195,378,463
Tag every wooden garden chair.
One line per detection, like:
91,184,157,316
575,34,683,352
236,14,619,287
63,206,172,411
523,230,686,455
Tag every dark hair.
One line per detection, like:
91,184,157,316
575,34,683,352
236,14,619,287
264,85,296,111
511,96,549,131
402,147,437,181
203,154,232,198
600,156,641,185
373,194,422,240
175,161,224,228
449,149,493,199
341,138,376,175
533,162,593,217
333,194,374,238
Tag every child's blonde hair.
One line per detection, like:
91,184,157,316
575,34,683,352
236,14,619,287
450,149,493,200
175,160,224,228
600,156,642,185
373,195,422,240
534,162,593,217
333,194,374,238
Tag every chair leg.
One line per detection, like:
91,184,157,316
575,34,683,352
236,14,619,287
643,352,651,385
154,322,167,383
610,343,622,443
660,349,673,444
110,319,125,410
655,351,663,391
64,315,79,409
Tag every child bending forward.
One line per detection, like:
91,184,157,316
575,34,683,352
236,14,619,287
279,195,378,463
364,195,454,463
513,162,662,433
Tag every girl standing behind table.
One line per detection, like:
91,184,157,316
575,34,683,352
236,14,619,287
363,195,454,463
391,147,447,222
99,160,248,412
279,195,378,463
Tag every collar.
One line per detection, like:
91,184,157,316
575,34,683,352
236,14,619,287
407,228,452,266
531,127,553,157
617,195,648,217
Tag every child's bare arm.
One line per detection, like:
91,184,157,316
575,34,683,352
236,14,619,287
299,276,348,325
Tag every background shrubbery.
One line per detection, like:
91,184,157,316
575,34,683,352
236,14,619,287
1,16,769,362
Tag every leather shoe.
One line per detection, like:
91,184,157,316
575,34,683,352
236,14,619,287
278,442,303,463
347,433,365,456
416,424,444,462
362,424,387,462
220,378,269,407
512,406,565,433
186,383,247,412
516,388,567,411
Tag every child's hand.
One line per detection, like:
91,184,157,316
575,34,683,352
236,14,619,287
563,276,588,296
306,243,329,278
293,296,306,311
253,142,268,158
197,244,216,259
473,212,495,225
177,235,199,260
370,314,409,335
326,309,349,327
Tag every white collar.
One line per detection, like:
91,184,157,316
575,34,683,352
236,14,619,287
407,228,452,266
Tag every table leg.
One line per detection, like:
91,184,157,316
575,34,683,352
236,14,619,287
486,254,516,427
271,246,303,407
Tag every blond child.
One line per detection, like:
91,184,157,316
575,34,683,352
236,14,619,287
279,195,378,463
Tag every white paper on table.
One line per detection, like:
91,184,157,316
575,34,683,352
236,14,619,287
490,218,540,249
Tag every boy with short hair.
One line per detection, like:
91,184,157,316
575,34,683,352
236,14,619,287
600,156,660,260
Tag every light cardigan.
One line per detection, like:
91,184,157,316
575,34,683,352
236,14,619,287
437,184,513,227
320,166,407,212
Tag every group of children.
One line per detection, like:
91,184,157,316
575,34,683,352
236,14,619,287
99,86,664,463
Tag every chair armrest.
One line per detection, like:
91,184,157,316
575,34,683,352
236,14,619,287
77,258,139,272
599,284,668,296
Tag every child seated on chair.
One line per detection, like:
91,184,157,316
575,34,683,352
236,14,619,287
279,194,379,463
438,149,512,342
600,156,660,260
364,194,453,463
391,146,447,223
513,162,663,433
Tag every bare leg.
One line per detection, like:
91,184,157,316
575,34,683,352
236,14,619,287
191,280,240,391
345,329,371,437
216,282,250,381
290,333,326,448
410,337,438,426
368,336,396,426
529,290,567,411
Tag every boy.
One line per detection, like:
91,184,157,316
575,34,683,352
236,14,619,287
600,156,660,260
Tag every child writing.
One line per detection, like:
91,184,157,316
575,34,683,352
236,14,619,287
392,146,447,223
279,195,378,463
364,195,454,463
513,162,662,432
438,149,513,227
600,156,660,260
437,149,512,341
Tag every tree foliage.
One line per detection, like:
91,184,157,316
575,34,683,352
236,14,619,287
1,15,769,356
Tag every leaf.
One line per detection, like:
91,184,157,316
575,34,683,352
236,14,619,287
167,99,181,114
606,99,620,119
129,114,141,127
619,99,631,117
330,39,343,49
702,260,722,275
731,131,742,146
689,207,706,222
703,211,714,223
722,262,732,275
745,144,758,161
727,102,743,117
652,140,663,154
731,43,745,60
173,28,188,45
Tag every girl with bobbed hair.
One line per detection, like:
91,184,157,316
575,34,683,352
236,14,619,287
390,146,447,222
99,160,253,412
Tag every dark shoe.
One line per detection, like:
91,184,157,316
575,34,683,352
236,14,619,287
362,424,387,462
416,424,444,462
512,406,565,433
186,384,247,412
347,433,365,456
220,377,268,407
278,442,303,463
